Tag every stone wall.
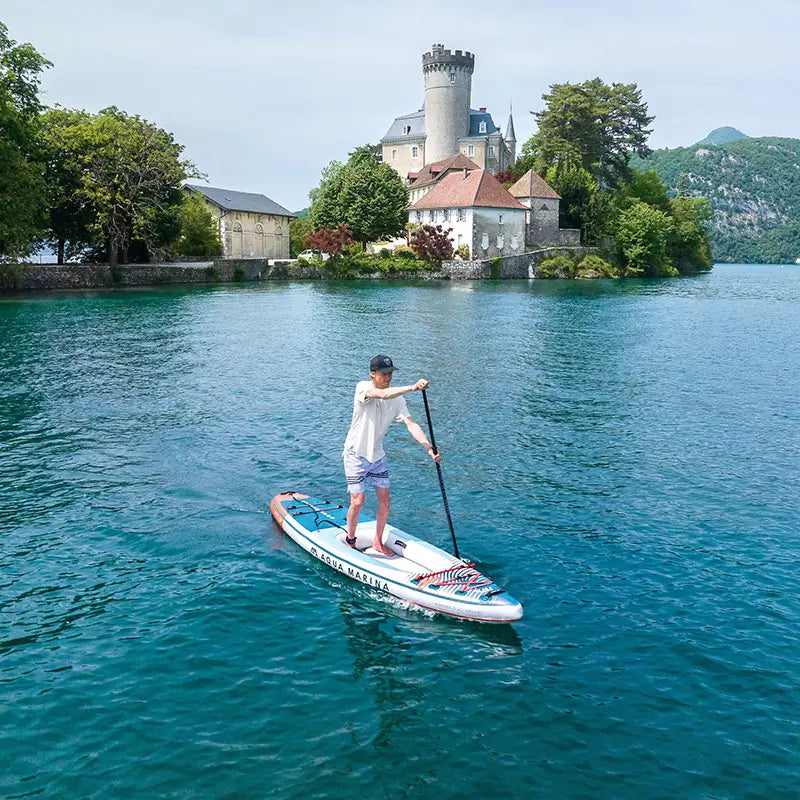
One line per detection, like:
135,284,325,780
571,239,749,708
2,246,598,292
438,246,596,279
3,259,325,292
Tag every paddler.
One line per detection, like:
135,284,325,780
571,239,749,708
343,355,440,555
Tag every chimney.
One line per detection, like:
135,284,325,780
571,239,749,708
463,168,468,179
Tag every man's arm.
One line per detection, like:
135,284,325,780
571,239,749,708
364,378,428,400
404,416,441,463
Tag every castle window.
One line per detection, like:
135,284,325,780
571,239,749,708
442,209,450,222
498,214,504,224
415,211,421,222
479,121,487,134
428,210,434,223
497,234,505,249
457,208,466,222
488,145,495,157
412,146,418,158
392,149,397,160
449,72,456,83
467,145,475,156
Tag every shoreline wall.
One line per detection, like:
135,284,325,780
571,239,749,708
2,247,595,292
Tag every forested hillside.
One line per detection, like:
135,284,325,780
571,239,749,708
633,137,800,263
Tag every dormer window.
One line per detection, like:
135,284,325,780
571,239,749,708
479,121,487,133
403,125,411,135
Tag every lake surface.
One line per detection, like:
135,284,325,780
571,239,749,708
1,264,798,799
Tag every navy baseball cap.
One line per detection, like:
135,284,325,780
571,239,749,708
370,354,396,373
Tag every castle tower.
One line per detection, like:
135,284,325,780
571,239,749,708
505,103,517,165
422,44,474,165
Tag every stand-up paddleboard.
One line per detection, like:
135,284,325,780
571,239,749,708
270,492,523,623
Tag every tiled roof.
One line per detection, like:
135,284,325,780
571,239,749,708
380,108,501,144
184,184,295,217
507,170,561,200
381,110,426,143
409,169,527,211
409,154,480,189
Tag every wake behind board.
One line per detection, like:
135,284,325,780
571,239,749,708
270,491,523,623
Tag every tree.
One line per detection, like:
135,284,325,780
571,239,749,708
289,216,314,257
407,224,453,261
54,107,197,265
0,22,51,259
176,192,221,257
667,196,712,273
304,224,355,257
39,107,95,263
523,78,654,188
310,145,408,245
614,200,675,277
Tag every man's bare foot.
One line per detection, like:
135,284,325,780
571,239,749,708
372,540,395,557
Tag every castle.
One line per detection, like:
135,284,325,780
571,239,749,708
380,44,516,181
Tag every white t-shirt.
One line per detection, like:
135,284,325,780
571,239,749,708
343,380,410,462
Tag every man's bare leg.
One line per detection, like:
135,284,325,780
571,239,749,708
372,486,394,556
346,491,365,547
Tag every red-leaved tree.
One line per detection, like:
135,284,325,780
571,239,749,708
304,224,355,257
407,224,454,261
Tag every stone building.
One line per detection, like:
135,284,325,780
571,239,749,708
184,184,295,260
409,169,526,259
381,44,515,182
508,170,581,247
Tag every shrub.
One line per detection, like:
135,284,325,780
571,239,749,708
575,254,619,278
456,243,470,260
304,224,356,257
378,247,392,258
393,245,416,260
536,254,575,279
408,224,454,262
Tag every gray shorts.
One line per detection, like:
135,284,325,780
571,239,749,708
343,450,390,494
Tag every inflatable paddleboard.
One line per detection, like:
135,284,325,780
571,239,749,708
270,492,523,623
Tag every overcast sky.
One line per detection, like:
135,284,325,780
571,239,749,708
4,0,798,211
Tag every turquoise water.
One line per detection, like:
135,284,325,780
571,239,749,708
1,265,798,799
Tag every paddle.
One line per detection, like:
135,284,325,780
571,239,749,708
421,388,461,559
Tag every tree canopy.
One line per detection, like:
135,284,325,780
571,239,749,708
0,22,51,259
523,78,654,188
310,145,408,245
46,107,198,264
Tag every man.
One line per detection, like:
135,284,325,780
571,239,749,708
343,354,441,556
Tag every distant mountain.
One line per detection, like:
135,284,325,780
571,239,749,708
293,207,309,218
694,127,749,146
632,137,800,263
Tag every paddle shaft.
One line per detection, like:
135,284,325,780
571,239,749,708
421,388,460,559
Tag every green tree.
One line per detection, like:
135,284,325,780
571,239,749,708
667,196,712,273
39,107,95,263
310,144,408,245
289,216,313,256
614,169,672,213
524,78,654,188
176,192,221,257
0,22,51,259
615,200,675,277
55,107,197,264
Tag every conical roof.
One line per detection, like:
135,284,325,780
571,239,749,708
507,169,560,200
